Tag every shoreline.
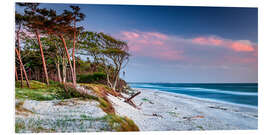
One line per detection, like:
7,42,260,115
109,88,258,131
134,88,258,109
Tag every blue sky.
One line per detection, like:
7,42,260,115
16,3,258,83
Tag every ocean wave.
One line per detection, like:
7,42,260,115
131,84,258,96
137,88,258,109
183,87,258,96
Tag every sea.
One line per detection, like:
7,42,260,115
129,83,258,108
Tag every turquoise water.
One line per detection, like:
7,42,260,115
129,83,258,107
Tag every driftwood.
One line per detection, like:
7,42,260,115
183,115,204,121
208,106,227,111
124,91,141,109
125,91,141,102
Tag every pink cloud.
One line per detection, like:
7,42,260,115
145,32,168,40
230,42,255,52
119,31,183,61
117,30,257,65
192,36,223,46
122,31,140,39
191,36,256,52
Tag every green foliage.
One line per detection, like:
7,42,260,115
56,83,97,100
15,121,26,133
197,125,204,130
167,111,180,117
15,80,98,101
141,98,149,102
16,88,57,101
15,80,61,101
98,97,115,114
15,80,47,89
77,72,106,83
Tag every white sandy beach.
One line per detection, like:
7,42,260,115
108,88,258,131
15,87,258,132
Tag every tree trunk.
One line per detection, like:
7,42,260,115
15,48,30,88
56,60,62,83
15,67,18,81
62,56,67,84
106,73,113,88
112,75,118,91
60,35,76,86
72,27,77,85
35,30,49,85
20,62,23,88
112,70,120,91
28,69,31,80
16,28,30,88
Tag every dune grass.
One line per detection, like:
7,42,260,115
80,83,116,114
15,80,61,101
104,114,139,131
15,80,96,101
80,83,139,131
15,80,139,132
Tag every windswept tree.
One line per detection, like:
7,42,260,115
78,31,101,63
78,31,130,91
45,9,77,86
15,12,31,88
97,33,130,91
18,3,50,85
40,35,66,83
16,3,131,93
67,6,85,84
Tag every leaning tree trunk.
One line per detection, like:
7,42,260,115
106,74,113,88
35,30,49,85
16,29,30,88
60,35,76,86
15,48,30,88
112,69,120,91
62,57,67,84
15,66,18,81
72,28,77,85
19,62,23,88
112,75,118,91
56,60,62,83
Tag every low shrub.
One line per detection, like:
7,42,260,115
15,80,98,101
77,72,106,83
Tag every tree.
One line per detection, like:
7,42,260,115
45,9,77,86
40,35,65,83
98,33,130,91
16,3,130,92
18,3,50,85
15,12,31,88
78,31,101,63
69,6,85,85
77,31,130,91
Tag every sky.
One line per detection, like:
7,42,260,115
16,3,258,83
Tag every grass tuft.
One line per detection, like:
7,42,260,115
15,121,26,133
15,101,33,116
98,97,115,114
104,114,139,131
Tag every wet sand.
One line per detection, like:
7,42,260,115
108,88,258,131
